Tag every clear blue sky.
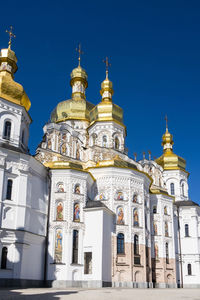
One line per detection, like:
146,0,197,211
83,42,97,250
1,1,200,203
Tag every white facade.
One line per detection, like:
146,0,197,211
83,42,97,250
0,44,200,289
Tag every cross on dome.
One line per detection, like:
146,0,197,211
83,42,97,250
165,115,168,131
6,26,16,49
76,43,83,66
103,56,111,79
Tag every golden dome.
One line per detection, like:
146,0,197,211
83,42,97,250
70,65,88,87
0,47,31,111
51,98,95,123
162,128,174,148
156,127,186,171
89,71,124,127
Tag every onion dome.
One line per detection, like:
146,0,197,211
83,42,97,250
89,57,124,127
156,122,186,171
70,65,88,100
51,46,94,123
0,30,31,111
100,74,113,102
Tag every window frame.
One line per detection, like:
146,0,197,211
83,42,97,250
6,179,13,200
117,233,125,255
72,230,79,264
3,120,12,140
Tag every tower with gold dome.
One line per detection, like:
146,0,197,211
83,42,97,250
0,28,31,152
156,119,189,202
0,28,48,286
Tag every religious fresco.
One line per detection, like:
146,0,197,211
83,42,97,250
74,184,80,194
153,222,158,235
164,206,168,215
133,194,138,203
47,138,52,149
61,143,66,154
56,202,63,221
155,244,159,260
57,182,64,193
74,203,80,222
165,222,169,237
55,229,62,263
116,191,124,200
133,209,139,227
117,207,124,225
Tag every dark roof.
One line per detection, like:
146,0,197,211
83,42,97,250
175,200,199,208
84,200,108,209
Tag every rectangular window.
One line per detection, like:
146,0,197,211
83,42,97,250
84,252,92,274
72,230,78,264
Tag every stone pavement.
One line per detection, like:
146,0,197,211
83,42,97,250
0,288,200,300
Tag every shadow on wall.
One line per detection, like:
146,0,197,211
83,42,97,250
0,289,78,299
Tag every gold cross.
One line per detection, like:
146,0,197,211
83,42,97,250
76,43,83,66
103,57,111,78
6,26,16,49
165,115,168,130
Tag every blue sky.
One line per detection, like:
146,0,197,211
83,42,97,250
1,1,200,203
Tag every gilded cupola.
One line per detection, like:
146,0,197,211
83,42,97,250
0,27,31,111
155,118,186,171
90,57,124,127
70,44,88,100
51,45,94,123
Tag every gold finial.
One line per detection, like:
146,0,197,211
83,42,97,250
76,43,83,67
6,26,16,49
103,57,111,79
148,150,151,160
165,115,168,131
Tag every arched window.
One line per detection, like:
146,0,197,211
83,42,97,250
72,230,79,264
6,179,13,200
166,243,169,264
181,183,185,196
1,247,8,269
117,233,124,254
3,121,11,140
114,137,120,150
185,224,189,237
170,183,175,195
134,234,139,255
92,134,96,146
187,264,192,275
102,135,108,147
153,206,157,214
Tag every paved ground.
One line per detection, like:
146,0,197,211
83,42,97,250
0,288,200,300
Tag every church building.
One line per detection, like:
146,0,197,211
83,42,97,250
0,32,200,288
